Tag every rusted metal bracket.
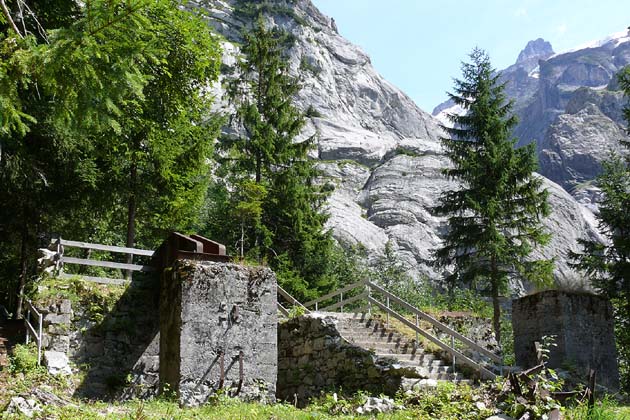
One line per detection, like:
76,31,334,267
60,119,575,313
218,350,225,389
153,232,231,273
237,350,244,393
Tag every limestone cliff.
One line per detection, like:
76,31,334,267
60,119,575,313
199,0,603,288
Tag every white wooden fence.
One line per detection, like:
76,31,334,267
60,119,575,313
42,238,155,285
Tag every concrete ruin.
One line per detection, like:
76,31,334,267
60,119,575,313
512,290,619,390
160,260,277,406
37,233,278,406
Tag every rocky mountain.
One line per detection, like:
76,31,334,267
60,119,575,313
434,30,630,198
516,38,554,66
199,0,602,290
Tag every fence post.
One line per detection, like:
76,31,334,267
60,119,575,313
315,302,318,312
37,314,42,366
340,292,343,313
367,283,372,315
25,309,30,344
415,313,419,343
451,335,456,375
386,296,390,328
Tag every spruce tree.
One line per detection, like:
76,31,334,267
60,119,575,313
434,48,553,344
212,16,334,300
572,67,630,391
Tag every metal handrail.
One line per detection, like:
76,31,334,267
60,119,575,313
278,303,290,317
277,285,311,318
301,279,502,379
320,291,368,312
23,299,43,365
277,285,310,312
304,279,366,310
368,296,496,379
367,281,502,364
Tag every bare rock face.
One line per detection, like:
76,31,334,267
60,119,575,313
357,151,602,285
516,38,554,67
199,0,603,289
539,104,625,191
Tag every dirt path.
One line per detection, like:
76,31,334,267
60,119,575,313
0,317,25,370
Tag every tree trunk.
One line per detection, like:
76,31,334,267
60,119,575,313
254,152,262,260
125,159,137,281
14,221,29,320
240,219,245,259
490,254,502,346
491,278,502,347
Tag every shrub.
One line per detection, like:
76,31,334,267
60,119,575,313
9,343,42,374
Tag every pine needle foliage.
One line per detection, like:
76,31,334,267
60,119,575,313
434,48,553,344
211,16,335,300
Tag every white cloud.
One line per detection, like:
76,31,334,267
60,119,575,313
514,7,528,17
556,23,568,35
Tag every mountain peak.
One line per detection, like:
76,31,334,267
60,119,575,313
516,38,554,64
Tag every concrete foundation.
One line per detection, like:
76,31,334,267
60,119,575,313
160,260,277,406
512,290,619,390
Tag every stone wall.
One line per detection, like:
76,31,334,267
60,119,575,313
277,314,415,407
512,290,619,390
160,260,277,407
39,277,161,400
432,314,499,367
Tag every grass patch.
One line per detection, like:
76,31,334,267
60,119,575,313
565,398,630,420
1,351,628,420
35,275,126,324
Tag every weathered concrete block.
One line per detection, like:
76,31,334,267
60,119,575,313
44,312,72,326
59,299,72,315
47,334,70,353
160,260,277,407
512,290,619,390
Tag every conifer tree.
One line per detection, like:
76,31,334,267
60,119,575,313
573,67,630,391
434,48,553,344
213,16,334,300
0,0,222,313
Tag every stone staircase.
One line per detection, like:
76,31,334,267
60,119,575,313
330,312,468,384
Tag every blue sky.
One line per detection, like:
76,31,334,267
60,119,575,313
311,0,630,113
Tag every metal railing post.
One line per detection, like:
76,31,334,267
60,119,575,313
315,302,318,311
415,313,419,343
340,292,343,313
367,283,372,315
499,344,504,376
37,313,43,366
451,335,456,375
25,310,30,344
386,296,390,328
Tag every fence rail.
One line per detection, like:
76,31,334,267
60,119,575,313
58,239,155,257
304,279,366,311
23,299,43,366
40,238,155,285
277,285,309,317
